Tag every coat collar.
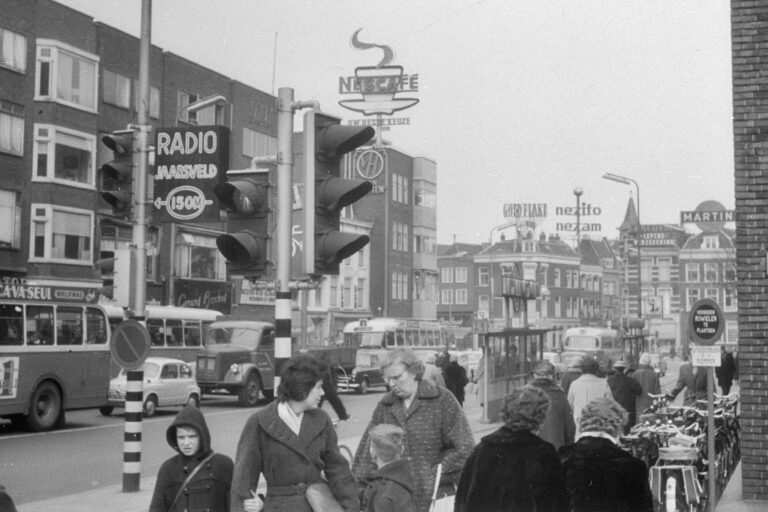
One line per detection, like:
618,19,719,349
256,401,328,465
379,380,440,425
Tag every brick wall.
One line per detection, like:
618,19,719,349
731,0,768,502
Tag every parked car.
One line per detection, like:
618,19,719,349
648,353,667,377
100,357,201,417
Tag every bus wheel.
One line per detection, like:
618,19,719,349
27,381,62,432
99,406,114,416
143,395,158,417
188,393,200,408
239,375,260,407
358,378,369,394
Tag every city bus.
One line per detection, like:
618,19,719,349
0,280,112,431
562,327,622,373
339,318,448,392
104,304,222,375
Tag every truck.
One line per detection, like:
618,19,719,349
195,319,358,406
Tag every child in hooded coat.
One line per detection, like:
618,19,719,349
360,423,416,512
149,405,234,512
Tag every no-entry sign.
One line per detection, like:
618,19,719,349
688,299,724,346
111,320,151,370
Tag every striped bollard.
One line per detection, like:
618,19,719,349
123,370,144,492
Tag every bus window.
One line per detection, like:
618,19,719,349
57,306,83,345
384,332,394,348
85,307,108,344
167,320,183,346
183,320,201,347
27,306,54,345
0,305,23,346
395,330,405,347
147,319,164,346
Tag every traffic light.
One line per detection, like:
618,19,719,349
100,131,135,215
303,111,375,275
215,170,271,279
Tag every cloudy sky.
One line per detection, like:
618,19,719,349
58,0,735,245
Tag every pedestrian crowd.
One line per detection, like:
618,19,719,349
18,346,729,512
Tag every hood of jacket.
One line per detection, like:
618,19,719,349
363,458,416,493
166,405,212,458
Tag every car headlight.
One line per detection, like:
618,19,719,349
351,369,357,378
230,363,240,374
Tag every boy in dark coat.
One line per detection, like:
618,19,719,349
360,423,416,512
529,360,575,449
150,405,234,512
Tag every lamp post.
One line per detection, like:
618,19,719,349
488,221,517,328
573,187,583,323
602,173,642,318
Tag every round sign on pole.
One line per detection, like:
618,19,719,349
688,299,724,346
111,319,152,370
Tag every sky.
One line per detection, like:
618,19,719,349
57,0,735,245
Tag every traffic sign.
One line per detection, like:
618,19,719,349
111,320,151,370
688,299,724,346
691,345,721,367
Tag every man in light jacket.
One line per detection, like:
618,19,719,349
567,355,612,435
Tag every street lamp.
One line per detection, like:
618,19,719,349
574,187,583,323
488,220,518,328
602,172,642,318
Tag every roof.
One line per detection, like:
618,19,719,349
681,228,736,250
619,196,640,232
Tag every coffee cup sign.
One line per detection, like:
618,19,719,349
688,299,724,346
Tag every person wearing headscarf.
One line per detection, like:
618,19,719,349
559,397,653,512
528,360,575,449
455,386,569,512
149,405,234,512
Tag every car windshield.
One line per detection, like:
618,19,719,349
205,327,261,349
565,335,599,350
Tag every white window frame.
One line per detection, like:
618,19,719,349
0,99,24,156
441,267,453,283
686,263,700,282
29,203,94,265
724,288,737,312
174,232,226,281
704,263,718,283
455,288,468,305
32,124,96,189
478,267,489,286
441,289,453,305
455,266,468,283
0,27,27,73
686,288,700,310
35,39,99,112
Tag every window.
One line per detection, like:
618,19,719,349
640,258,652,282
392,173,409,204
392,222,408,252
554,296,561,317
0,189,21,248
329,277,338,307
441,267,453,283
177,91,222,124
686,288,700,310
1,27,27,72
724,288,737,312
686,263,700,282
33,124,96,187
656,257,672,281
175,232,226,280
478,294,489,311
455,267,468,283
355,278,365,309
441,289,453,305
0,99,24,155
553,268,560,287
705,288,718,302
455,288,468,305
177,91,197,123
29,204,93,263
341,277,352,308
36,40,98,111
703,235,719,249
243,127,277,159
413,230,436,255
704,263,718,282
357,244,366,267
103,70,130,108
478,267,489,286
414,180,435,208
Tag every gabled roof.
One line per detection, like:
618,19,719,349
479,236,578,259
681,228,736,251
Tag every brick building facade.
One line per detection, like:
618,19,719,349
731,0,768,501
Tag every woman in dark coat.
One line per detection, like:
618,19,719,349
149,405,234,512
352,348,475,512
230,354,359,512
454,385,569,512
559,397,653,512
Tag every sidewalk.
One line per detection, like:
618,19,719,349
17,407,499,512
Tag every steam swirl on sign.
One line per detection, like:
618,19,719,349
351,28,394,67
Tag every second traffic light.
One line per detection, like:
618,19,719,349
303,111,375,275
215,170,272,279
100,131,135,215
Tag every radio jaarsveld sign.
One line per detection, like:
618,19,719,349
153,126,230,223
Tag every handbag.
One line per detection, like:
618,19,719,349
429,463,456,512
305,481,345,512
